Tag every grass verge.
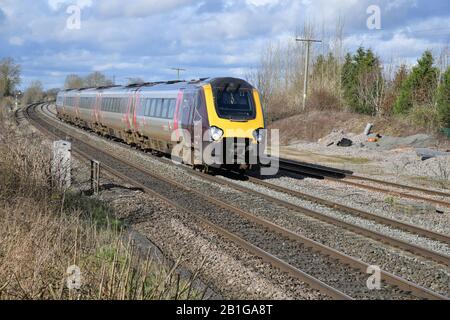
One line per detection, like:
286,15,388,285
0,104,204,300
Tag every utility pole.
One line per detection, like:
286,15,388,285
170,68,186,80
295,38,322,111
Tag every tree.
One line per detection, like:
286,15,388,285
127,77,145,85
436,67,450,128
0,57,21,97
45,88,60,101
381,64,409,115
84,71,113,87
64,74,84,89
394,51,439,115
22,81,44,104
341,47,383,115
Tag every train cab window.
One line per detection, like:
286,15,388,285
213,86,256,121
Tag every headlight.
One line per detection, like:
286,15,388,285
210,126,224,142
253,128,265,143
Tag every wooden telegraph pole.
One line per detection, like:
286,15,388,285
295,38,322,111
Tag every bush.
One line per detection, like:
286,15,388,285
307,88,341,111
0,112,204,300
394,51,439,115
406,105,441,132
436,67,450,128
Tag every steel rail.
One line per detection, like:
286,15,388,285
245,176,450,244
27,103,449,300
184,170,450,267
275,158,450,208
26,103,352,300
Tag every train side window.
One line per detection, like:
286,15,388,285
168,99,176,118
161,99,168,118
147,99,153,116
160,99,167,118
149,99,156,117
140,98,146,116
141,99,146,116
154,99,162,118
143,99,149,116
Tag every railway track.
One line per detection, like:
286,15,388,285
24,103,449,300
273,157,450,209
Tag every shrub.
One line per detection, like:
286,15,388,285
406,105,441,132
307,88,341,111
0,108,204,300
436,67,450,128
394,51,439,115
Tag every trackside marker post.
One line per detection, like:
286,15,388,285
91,160,100,195
52,140,71,190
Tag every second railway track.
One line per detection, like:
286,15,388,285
276,158,450,209
24,103,449,300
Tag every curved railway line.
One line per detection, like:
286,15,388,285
275,158,450,209
22,103,449,300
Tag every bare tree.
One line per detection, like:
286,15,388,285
127,77,145,85
84,71,113,87
64,74,84,89
23,81,44,104
0,57,21,97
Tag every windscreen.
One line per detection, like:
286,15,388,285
213,84,256,121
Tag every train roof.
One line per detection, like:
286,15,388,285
58,77,254,95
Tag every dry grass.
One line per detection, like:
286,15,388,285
269,109,450,146
0,104,204,300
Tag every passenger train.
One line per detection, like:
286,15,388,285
56,77,266,172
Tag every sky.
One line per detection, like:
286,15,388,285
0,0,449,90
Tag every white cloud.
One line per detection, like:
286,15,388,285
96,0,195,18
48,0,93,11
9,36,24,46
1,0,448,90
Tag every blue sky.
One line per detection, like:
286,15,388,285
0,0,449,90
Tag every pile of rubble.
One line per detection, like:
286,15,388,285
318,124,449,160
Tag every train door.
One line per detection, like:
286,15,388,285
74,94,80,120
124,91,134,131
93,93,101,124
173,89,196,163
178,89,196,143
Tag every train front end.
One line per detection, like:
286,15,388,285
202,78,266,171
